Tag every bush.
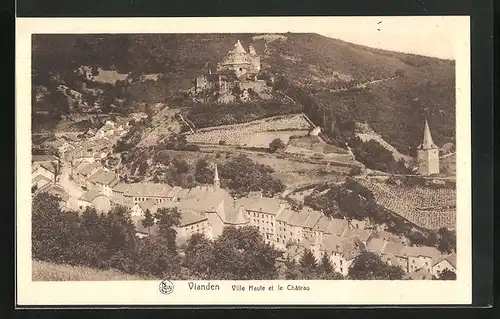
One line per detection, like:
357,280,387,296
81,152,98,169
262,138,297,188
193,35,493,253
269,138,286,152
348,166,362,176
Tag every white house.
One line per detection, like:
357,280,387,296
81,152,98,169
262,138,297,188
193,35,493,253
432,254,456,278
237,197,286,242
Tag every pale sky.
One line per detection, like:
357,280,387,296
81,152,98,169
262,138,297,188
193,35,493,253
319,17,461,60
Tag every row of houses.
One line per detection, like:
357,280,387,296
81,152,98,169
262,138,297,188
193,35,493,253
31,154,70,209
69,158,456,279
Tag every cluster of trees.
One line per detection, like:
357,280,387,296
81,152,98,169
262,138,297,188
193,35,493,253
33,193,179,276
114,119,148,153
284,249,344,280
160,135,200,152
219,155,286,198
349,137,410,174
304,179,384,222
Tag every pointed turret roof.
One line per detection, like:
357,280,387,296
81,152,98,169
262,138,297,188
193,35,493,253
233,40,247,54
420,119,438,149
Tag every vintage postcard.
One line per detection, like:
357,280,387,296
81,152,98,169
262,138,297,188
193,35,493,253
16,16,471,306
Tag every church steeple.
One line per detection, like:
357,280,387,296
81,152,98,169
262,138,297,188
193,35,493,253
421,119,438,150
417,119,440,175
213,163,220,189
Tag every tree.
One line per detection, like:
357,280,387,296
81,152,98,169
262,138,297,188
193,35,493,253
32,193,82,264
136,235,181,278
319,252,334,274
51,159,62,183
437,228,456,254
348,251,405,280
210,226,283,280
437,269,456,280
284,258,301,279
141,209,154,235
299,249,318,279
154,207,182,254
269,138,286,153
424,231,439,247
183,233,213,277
220,155,285,197
194,159,213,185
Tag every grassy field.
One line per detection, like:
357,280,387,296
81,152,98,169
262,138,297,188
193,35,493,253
32,260,148,281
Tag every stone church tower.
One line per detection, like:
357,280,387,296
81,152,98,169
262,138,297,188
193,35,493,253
213,163,220,189
417,119,440,175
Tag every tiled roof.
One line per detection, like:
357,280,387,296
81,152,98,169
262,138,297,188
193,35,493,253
302,208,322,228
322,235,362,261
366,237,386,253
122,183,172,197
288,211,309,227
88,170,118,186
223,202,249,225
32,154,58,162
112,183,129,193
312,216,331,232
276,209,295,222
32,175,52,185
343,228,372,243
77,162,102,176
236,197,285,215
39,162,57,174
179,209,207,227
166,186,183,198
382,241,406,256
138,199,157,212
38,183,69,201
78,190,104,203
402,246,442,263
325,218,349,236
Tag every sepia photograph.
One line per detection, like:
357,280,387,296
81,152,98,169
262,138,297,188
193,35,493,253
16,16,471,305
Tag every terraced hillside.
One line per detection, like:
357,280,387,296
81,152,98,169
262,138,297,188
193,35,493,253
354,178,456,230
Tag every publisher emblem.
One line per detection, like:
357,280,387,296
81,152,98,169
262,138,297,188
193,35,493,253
159,280,174,295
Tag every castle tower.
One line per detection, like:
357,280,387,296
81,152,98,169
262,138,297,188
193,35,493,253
417,119,440,175
248,45,257,56
213,163,220,189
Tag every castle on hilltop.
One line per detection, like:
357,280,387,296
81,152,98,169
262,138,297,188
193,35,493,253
192,40,267,103
417,119,440,176
217,40,261,78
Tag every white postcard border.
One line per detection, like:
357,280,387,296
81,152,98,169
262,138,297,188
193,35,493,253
16,16,471,306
